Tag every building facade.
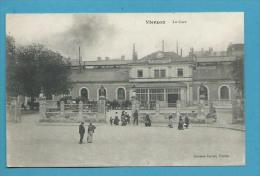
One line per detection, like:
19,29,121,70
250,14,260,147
69,44,243,109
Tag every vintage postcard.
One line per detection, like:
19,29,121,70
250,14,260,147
6,12,245,167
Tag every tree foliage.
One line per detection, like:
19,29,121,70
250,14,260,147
232,56,244,97
6,35,17,98
6,37,72,102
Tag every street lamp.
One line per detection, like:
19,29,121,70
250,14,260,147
131,84,136,99
131,84,137,112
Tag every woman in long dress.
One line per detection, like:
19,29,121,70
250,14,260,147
144,114,151,127
178,116,184,130
168,114,174,128
87,123,96,143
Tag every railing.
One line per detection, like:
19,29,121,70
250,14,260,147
213,100,232,105
106,105,132,110
167,103,177,108
63,103,98,112
44,102,99,118
82,103,98,112
139,102,156,110
137,102,180,109
64,103,79,111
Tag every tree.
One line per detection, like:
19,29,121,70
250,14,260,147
232,56,244,121
232,56,244,98
6,35,17,99
15,43,72,107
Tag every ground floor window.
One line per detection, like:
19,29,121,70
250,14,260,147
136,88,148,103
117,88,126,100
149,88,164,102
220,85,230,100
98,87,106,99
136,88,181,108
80,88,89,102
199,85,208,100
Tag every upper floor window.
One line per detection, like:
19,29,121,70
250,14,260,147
160,70,166,78
177,68,184,77
154,69,166,78
154,69,160,78
137,70,143,78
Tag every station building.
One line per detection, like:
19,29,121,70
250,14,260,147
69,43,243,109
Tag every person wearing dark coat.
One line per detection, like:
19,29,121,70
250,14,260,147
114,116,120,125
121,111,125,122
87,123,96,143
133,110,139,125
121,111,127,126
126,113,130,124
144,114,151,127
178,116,184,130
79,122,85,144
184,115,190,129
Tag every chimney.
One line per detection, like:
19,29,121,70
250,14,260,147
189,47,194,56
162,40,165,52
180,48,183,56
132,43,138,61
97,57,102,61
121,55,125,60
209,47,213,55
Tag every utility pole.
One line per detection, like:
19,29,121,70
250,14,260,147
79,46,81,65
176,40,179,55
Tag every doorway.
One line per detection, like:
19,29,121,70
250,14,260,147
167,94,179,107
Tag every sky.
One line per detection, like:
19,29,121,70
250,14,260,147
6,13,244,61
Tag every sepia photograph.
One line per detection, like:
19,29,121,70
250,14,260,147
6,12,245,167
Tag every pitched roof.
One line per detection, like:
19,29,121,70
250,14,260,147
195,56,236,62
227,43,244,51
70,68,129,83
137,51,193,63
82,59,132,66
70,59,132,66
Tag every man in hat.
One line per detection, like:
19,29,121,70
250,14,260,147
133,110,139,125
79,122,85,144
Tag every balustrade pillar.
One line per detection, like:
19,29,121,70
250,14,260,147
39,97,46,120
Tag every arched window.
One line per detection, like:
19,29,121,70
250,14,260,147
117,88,126,100
220,86,230,100
98,87,106,98
199,85,208,100
80,88,89,102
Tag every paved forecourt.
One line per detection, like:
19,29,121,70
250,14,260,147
6,115,245,167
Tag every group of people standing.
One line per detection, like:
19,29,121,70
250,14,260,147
79,122,96,144
110,111,132,126
109,110,152,127
168,113,190,130
79,111,190,144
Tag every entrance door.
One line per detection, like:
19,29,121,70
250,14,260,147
168,94,178,107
